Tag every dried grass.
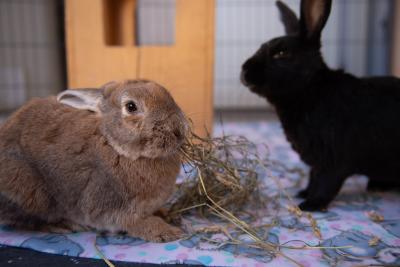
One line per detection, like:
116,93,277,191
170,132,261,216
167,130,335,267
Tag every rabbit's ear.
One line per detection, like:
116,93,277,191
57,88,103,113
100,81,119,98
299,0,332,43
276,1,299,35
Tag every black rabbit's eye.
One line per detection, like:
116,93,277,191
125,101,137,113
273,50,290,59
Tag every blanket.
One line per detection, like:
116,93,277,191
0,120,398,267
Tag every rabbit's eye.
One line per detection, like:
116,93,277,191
125,101,137,113
273,50,290,59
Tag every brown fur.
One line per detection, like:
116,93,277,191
0,80,188,242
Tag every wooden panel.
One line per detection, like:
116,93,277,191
393,0,400,77
65,0,214,136
103,0,137,46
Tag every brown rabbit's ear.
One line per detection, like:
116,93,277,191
100,81,120,98
57,88,103,113
276,1,299,35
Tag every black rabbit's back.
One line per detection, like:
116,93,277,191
277,71,400,181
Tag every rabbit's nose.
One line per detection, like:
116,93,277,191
242,57,251,68
240,70,249,86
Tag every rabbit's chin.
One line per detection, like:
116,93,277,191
109,140,180,160
245,84,268,99
142,143,182,158
106,132,182,160
240,75,267,97
141,147,180,159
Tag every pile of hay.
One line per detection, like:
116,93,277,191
166,130,326,267
170,132,263,216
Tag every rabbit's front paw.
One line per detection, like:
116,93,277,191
299,200,328,212
154,208,181,225
296,189,309,199
150,224,184,242
129,216,184,243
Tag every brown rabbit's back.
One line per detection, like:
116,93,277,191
0,97,103,225
0,96,181,230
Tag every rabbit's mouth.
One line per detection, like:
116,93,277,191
241,70,258,88
158,134,185,154
139,131,185,158
240,69,264,90
241,69,271,99
240,70,250,87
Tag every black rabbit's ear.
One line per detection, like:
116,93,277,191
299,0,332,44
276,1,299,35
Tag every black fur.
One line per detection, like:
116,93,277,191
241,0,400,211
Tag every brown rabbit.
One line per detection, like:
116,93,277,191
0,80,188,242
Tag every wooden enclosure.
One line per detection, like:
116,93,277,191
65,0,215,135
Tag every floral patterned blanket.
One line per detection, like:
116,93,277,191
0,120,399,267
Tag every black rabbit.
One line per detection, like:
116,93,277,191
241,0,400,211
